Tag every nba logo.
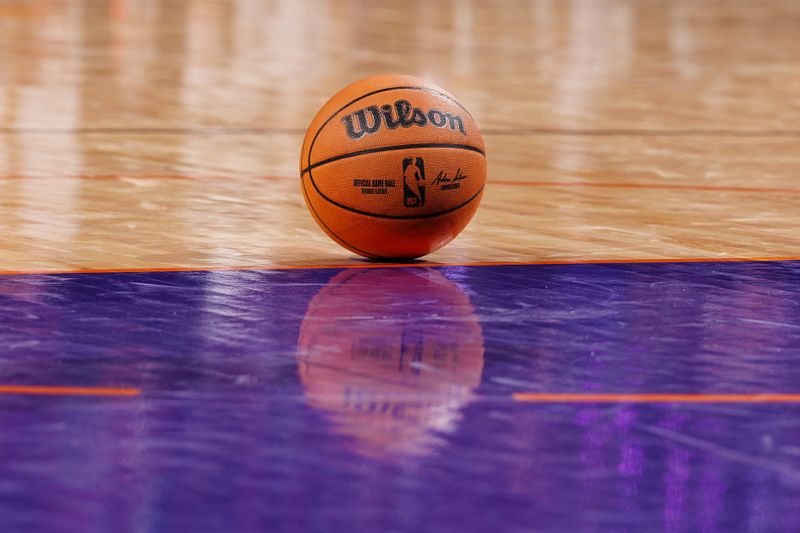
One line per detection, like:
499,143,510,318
403,157,426,207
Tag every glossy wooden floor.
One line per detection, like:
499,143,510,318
1,0,799,273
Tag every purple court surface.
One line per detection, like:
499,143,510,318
1,260,800,532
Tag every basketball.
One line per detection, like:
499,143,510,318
300,74,486,259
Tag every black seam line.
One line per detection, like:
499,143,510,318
306,85,474,171
303,179,484,220
301,175,378,258
301,143,485,175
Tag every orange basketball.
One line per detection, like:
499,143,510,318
300,74,486,259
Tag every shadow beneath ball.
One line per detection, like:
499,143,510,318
357,256,430,265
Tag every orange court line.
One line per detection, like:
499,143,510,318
480,128,800,137
489,179,800,194
0,127,306,135
1,174,294,181
3,127,800,137
0,385,140,397
3,174,800,195
513,393,800,404
1,255,800,276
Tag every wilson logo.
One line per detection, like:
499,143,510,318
342,99,466,140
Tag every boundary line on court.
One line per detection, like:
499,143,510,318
3,175,800,195
1,256,799,276
512,393,800,404
3,127,800,137
0,385,140,397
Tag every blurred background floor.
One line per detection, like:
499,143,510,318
1,0,799,271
